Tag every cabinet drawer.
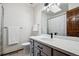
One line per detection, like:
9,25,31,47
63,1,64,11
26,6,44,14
53,49,69,56
34,41,52,56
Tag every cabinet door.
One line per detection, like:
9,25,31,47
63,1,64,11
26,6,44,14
34,41,52,56
30,39,34,56
34,47,47,56
30,47,34,56
34,47,41,56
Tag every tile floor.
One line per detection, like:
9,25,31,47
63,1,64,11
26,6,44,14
4,49,30,56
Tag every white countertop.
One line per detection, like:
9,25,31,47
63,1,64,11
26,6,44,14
30,36,79,56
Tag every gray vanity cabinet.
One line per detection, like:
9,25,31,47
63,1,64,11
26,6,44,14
30,39,70,56
30,39,53,56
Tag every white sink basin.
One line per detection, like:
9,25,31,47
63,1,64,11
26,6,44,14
38,34,51,38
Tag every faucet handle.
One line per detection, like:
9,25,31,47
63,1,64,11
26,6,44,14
50,33,53,38
54,32,58,35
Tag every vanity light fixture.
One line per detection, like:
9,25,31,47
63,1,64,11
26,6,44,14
42,3,61,13
50,4,61,13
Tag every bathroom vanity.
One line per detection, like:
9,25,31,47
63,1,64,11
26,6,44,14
29,4,79,56
30,39,53,56
30,36,79,56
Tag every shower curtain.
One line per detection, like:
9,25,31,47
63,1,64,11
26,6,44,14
0,4,4,55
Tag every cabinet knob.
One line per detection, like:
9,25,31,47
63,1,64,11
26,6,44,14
37,45,43,49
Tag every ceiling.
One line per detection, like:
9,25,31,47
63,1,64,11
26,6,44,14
28,3,41,7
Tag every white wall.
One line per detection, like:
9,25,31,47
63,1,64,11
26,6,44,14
41,12,47,34
69,3,79,10
2,3,34,54
0,4,2,55
33,4,48,35
0,4,2,25
33,4,42,35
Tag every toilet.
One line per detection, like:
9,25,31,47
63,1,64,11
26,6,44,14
22,42,30,55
